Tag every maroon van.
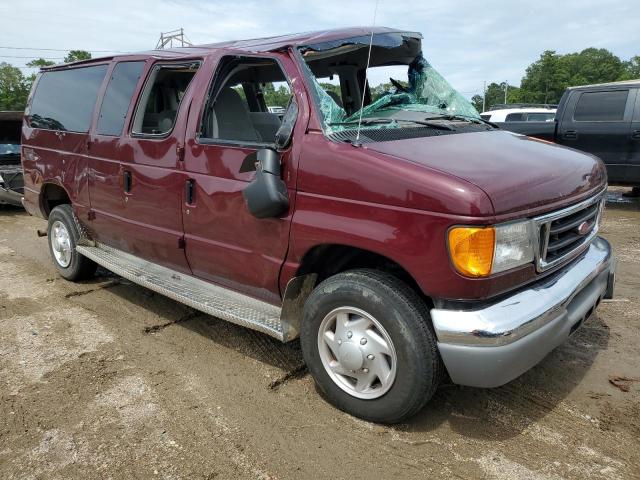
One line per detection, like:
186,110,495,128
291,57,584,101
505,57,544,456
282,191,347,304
21,27,615,423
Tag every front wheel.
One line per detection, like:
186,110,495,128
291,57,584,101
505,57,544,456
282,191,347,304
300,269,442,424
47,205,97,281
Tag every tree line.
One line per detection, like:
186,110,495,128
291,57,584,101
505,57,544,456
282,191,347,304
473,48,640,112
0,50,91,110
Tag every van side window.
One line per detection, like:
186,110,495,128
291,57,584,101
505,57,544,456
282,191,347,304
97,61,145,136
131,63,199,136
28,65,107,132
200,56,293,144
574,90,628,122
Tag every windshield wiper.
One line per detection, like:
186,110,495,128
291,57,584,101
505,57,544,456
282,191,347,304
430,114,498,128
327,118,395,126
328,117,454,131
400,119,454,131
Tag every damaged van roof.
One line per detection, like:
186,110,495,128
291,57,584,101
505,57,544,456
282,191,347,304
42,27,422,70
195,26,421,52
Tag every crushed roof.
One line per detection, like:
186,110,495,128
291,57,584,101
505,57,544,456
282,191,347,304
44,26,420,69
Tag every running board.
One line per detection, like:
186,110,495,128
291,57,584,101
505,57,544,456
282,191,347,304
76,243,287,341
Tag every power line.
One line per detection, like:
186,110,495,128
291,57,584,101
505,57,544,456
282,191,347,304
0,54,65,60
0,45,128,53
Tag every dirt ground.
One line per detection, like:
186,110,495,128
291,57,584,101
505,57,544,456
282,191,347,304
1,188,639,480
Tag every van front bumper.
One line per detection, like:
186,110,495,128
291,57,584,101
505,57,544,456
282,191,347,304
430,236,614,388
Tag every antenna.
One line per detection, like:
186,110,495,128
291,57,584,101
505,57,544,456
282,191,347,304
355,0,380,144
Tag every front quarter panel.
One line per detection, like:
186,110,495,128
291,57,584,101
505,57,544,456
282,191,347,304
283,133,540,301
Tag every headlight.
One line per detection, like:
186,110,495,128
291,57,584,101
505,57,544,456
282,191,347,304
448,220,535,278
492,221,535,274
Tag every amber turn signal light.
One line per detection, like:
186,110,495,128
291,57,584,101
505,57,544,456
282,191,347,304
448,227,496,278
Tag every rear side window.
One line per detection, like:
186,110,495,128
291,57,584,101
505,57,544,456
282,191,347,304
574,90,628,122
527,112,555,122
505,112,525,122
97,61,145,136
28,65,107,132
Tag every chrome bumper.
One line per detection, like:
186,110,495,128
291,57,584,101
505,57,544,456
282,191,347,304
431,236,614,388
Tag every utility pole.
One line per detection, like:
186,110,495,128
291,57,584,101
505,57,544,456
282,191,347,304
482,81,486,112
156,28,193,49
544,81,549,104
504,81,508,104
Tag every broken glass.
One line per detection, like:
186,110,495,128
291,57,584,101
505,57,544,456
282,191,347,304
300,34,480,134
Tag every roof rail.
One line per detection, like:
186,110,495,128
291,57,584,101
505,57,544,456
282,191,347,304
488,103,558,111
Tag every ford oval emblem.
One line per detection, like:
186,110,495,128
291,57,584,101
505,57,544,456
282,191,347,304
578,221,591,235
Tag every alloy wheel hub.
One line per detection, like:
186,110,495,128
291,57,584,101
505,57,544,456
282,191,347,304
50,220,72,268
336,341,364,371
317,307,397,400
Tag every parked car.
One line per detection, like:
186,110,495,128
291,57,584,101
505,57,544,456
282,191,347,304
0,111,25,207
495,80,640,187
480,105,557,123
22,27,615,423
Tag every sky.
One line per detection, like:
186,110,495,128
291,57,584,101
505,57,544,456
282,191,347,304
1,0,639,99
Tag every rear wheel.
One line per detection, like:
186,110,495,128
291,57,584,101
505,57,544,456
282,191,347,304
300,269,442,424
47,205,97,281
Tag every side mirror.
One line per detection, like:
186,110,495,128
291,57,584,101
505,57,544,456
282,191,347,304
274,98,298,150
242,148,289,218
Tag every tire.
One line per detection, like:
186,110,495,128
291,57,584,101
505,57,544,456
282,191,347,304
300,269,442,424
47,204,97,281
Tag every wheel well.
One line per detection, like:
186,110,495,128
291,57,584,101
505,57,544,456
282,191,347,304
295,244,431,307
41,183,71,218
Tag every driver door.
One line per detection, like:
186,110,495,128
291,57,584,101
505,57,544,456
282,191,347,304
181,53,304,303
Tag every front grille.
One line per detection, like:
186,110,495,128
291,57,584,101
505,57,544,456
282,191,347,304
536,193,604,271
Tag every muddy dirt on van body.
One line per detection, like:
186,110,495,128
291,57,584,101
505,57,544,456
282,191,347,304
1,188,639,480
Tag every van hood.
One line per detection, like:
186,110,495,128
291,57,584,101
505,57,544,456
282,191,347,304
366,130,606,216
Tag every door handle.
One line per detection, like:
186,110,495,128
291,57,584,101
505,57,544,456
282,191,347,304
632,129,640,139
185,179,195,204
123,170,132,193
563,130,578,139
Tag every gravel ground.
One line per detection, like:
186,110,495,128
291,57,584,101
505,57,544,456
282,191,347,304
1,187,639,479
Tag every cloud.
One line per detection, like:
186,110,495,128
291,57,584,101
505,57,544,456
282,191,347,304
1,0,637,97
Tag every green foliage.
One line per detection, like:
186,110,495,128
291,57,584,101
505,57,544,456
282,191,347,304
26,58,55,68
471,94,483,112
0,62,32,111
317,82,341,100
621,56,640,80
472,82,521,112
370,81,410,101
261,82,292,108
64,50,92,63
518,48,625,104
482,48,639,108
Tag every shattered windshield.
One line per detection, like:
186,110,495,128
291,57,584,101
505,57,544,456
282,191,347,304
299,32,480,134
